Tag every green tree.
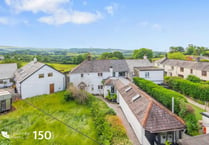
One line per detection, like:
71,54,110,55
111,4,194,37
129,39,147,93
167,52,186,60
99,51,124,59
169,46,184,53
112,51,124,59
185,44,196,55
132,48,153,59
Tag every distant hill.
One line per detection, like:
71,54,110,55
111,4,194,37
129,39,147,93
0,45,165,57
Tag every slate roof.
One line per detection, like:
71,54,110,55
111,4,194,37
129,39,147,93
159,58,209,72
15,61,45,83
106,78,185,133
0,63,17,79
178,134,209,145
71,59,152,73
134,66,164,71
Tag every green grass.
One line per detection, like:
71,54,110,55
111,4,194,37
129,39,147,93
188,103,205,121
46,63,77,73
0,92,131,145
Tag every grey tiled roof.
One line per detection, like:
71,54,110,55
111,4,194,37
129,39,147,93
0,63,17,79
71,59,152,73
178,134,209,145
107,78,185,133
15,61,45,83
160,59,209,71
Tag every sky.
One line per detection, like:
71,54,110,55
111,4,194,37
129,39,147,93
0,0,209,51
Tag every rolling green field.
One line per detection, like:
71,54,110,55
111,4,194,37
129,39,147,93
0,92,131,145
46,63,77,73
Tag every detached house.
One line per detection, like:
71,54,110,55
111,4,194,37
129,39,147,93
15,59,66,99
155,58,209,80
0,63,17,88
104,78,185,145
69,58,154,95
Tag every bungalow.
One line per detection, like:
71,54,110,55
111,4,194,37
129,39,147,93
0,63,17,88
155,58,209,81
0,90,12,113
104,78,185,145
15,59,66,99
69,58,155,95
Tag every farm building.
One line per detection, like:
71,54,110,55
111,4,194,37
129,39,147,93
0,63,17,88
0,90,12,113
104,78,185,145
15,59,66,99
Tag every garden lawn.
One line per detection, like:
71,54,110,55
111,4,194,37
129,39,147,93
188,103,205,121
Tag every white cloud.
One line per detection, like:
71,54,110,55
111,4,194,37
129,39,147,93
5,0,102,25
152,24,162,31
139,21,149,27
0,17,9,24
39,10,102,25
105,3,118,16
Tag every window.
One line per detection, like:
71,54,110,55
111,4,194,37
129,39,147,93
202,71,207,77
119,72,126,77
39,74,44,78
113,72,115,77
180,67,184,72
145,72,150,78
98,73,103,77
171,66,174,70
0,80,3,84
98,85,103,89
190,69,193,74
111,86,115,93
48,73,53,77
81,74,84,77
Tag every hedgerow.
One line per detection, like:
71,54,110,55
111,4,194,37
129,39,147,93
165,77,209,101
133,77,199,135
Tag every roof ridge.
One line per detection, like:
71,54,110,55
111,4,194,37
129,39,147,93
141,101,153,127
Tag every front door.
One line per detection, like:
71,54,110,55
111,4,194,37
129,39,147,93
1,100,6,112
49,84,54,94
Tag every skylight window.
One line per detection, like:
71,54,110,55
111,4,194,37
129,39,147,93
125,87,132,92
132,94,141,102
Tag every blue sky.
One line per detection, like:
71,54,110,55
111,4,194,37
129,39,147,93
0,0,209,51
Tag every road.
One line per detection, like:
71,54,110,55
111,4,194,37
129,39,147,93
97,96,141,145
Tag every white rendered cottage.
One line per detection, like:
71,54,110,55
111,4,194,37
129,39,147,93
0,63,17,88
69,59,154,95
15,59,66,99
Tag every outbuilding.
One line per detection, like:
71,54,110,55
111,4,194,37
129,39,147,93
0,90,12,113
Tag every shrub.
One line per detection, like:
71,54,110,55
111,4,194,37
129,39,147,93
65,85,89,104
166,77,209,101
186,75,201,83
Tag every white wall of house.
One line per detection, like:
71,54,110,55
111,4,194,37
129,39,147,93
138,70,164,84
19,65,65,99
70,72,112,95
117,91,150,145
0,78,13,88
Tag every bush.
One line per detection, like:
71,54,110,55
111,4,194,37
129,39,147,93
64,91,74,102
186,75,201,83
166,77,209,101
65,85,89,104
